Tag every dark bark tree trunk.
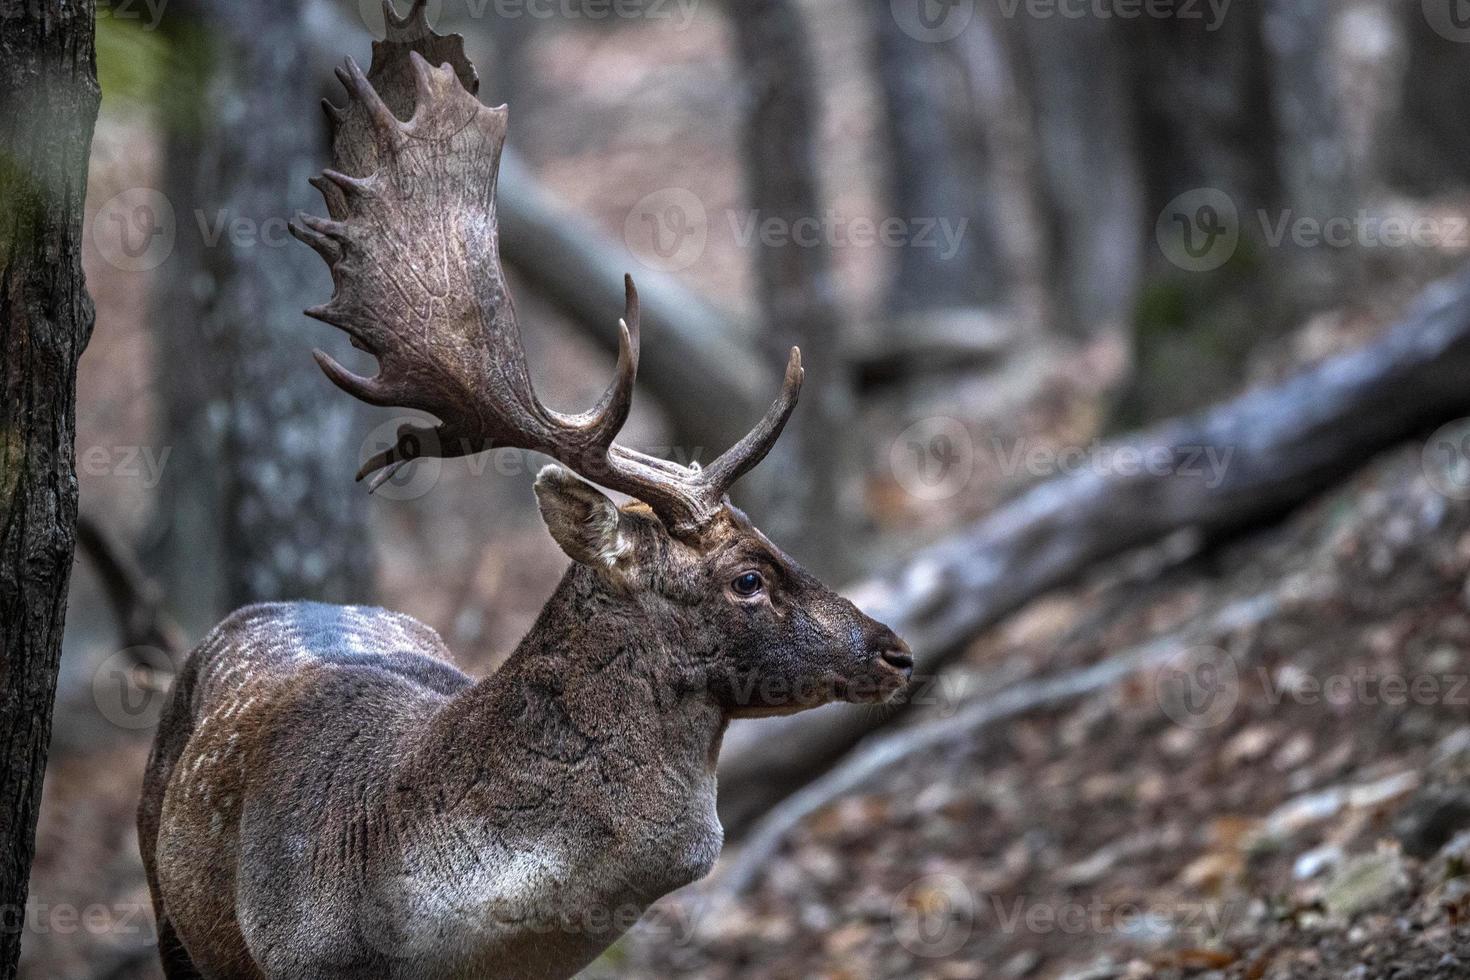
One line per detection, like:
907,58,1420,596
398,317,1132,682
148,0,374,633
0,1,100,973
1382,0,1470,194
728,0,853,578
1110,4,1289,427
1129,5,1279,223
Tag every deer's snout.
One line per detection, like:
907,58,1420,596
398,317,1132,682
868,624,913,680
880,644,914,675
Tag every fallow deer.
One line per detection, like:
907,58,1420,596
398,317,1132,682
137,4,911,977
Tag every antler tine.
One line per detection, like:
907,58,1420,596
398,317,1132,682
336,58,398,136
311,348,398,407
699,347,804,496
590,346,802,534
383,0,416,30
548,274,641,460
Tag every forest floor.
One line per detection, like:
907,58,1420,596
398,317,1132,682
605,421,1470,979
35,434,1470,976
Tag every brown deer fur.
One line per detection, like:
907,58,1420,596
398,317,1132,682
140,484,909,978
138,4,909,976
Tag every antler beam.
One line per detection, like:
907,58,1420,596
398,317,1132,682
289,1,800,536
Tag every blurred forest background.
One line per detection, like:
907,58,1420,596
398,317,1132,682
23,0,1470,976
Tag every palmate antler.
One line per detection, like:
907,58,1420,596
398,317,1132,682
289,0,801,536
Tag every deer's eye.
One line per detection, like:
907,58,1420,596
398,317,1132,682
731,571,765,597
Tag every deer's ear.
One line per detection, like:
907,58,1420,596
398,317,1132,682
534,465,634,570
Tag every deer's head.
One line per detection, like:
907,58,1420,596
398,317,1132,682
290,16,909,717
533,466,910,716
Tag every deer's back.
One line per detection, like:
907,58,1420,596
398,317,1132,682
141,601,470,977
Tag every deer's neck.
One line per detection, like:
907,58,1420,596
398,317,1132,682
407,567,726,904
474,565,725,775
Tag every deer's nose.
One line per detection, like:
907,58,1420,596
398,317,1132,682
880,647,914,672
869,624,913,675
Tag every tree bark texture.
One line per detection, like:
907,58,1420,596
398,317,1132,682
1009,10,1143,338
0,0,100,973
866,6,1003,316
148,0,374,632
729,0,853,578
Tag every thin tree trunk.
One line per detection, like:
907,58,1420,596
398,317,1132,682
1382,0,1470,194
728,0,852,577
1112,4,1288,426
0,1,100,973
1009,11,1143,338
1264,0,1358,304
861,5,1008,376
148,0,374,632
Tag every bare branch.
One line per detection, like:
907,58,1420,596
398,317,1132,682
75,516,187,661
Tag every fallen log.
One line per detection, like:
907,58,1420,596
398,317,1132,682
718,268,1470,833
